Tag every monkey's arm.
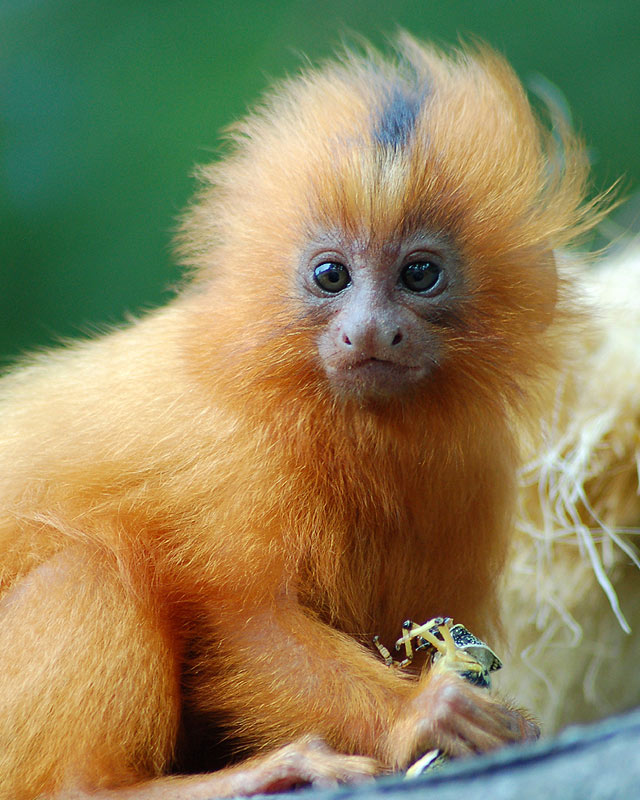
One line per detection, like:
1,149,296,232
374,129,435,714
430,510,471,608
195,595,538,768
61,738,376,799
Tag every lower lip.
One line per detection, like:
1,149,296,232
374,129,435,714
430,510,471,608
335,359,421,396
349,358,416,372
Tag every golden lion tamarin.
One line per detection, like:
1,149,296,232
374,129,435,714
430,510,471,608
0,37,606,798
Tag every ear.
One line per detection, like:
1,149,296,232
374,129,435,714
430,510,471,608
519,247,559,332
537,249,559,330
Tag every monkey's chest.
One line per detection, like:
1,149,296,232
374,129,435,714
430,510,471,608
300,532,455,644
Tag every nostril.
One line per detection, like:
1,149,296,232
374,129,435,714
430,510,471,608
342,333,352,346
391,331,403,346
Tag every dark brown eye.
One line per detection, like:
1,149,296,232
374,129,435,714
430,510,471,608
400,261,442,293
314,262,351,293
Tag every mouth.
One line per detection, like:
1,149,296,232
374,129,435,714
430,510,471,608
329,357,423,399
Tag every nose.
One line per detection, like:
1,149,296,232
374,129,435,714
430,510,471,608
339,312,405,359
342,329,403,347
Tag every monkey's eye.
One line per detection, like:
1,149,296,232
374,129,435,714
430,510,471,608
400,261,442,293
313,262,351,293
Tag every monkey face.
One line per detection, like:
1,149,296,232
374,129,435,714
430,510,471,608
182,41,587,415
299,230,465,400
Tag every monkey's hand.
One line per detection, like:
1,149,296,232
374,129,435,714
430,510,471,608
231,736,378,793
384,669,540,769
63,737,378,799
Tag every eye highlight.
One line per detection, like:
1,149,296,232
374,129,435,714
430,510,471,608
314,262,351,293
400,261,443,294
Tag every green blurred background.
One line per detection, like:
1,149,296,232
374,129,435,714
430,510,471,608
1,0,639,366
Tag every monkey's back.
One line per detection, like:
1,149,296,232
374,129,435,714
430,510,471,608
0,299,235,585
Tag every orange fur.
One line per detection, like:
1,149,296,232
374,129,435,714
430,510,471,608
0,38,605,798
